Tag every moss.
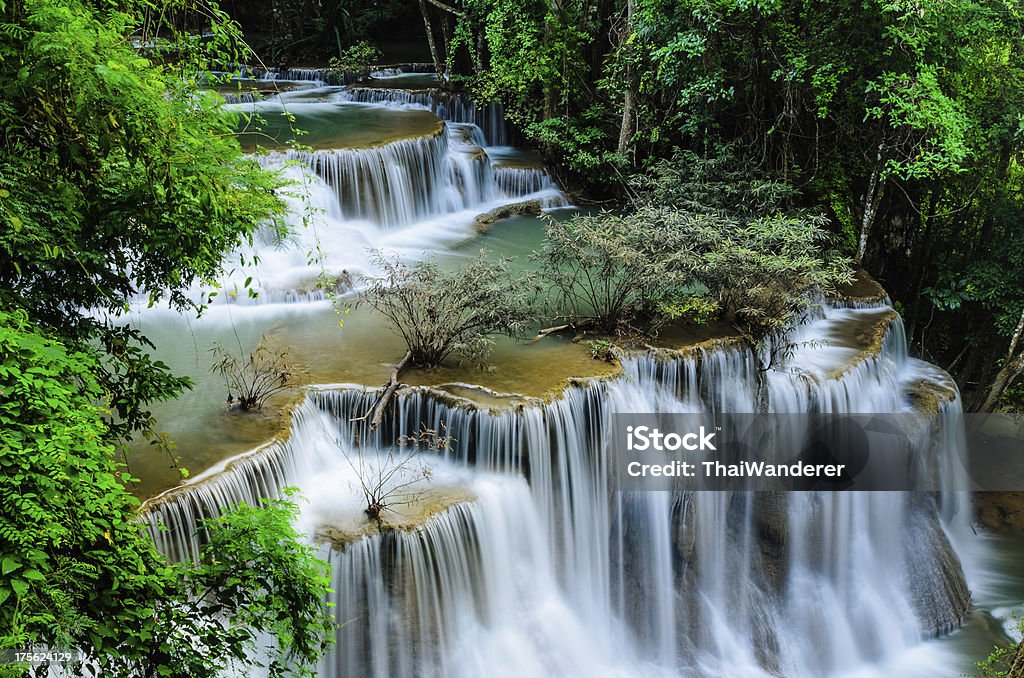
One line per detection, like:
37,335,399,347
905,378,958,415
472,199,544,233
824,309,898,381
830,267,888,304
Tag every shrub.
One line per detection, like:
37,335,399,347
535,205,841,336
210,336,307,411
654,295,721,330
329,41,382,78
347,426,451,523
533,212,689,332
587,338,618,361
362,252,540,368
631,144,801,216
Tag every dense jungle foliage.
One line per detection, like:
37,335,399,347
234,0,1024,413
0,0,333,673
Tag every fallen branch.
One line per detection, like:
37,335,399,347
425,0,466,17
527,324,572,344
365,351,412,432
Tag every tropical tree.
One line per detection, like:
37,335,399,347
0,310,333,677
0,0,288,437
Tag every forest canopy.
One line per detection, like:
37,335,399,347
348,0,1024,412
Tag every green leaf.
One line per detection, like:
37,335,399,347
1,556,20,575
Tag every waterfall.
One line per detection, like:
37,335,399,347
493,166,558,198
254,122,553,230
138,66,565,311
263,131,453,228
339,87,511,146
235,66,351,86
369,64,436,77
184,117,563,307
144,299,978,676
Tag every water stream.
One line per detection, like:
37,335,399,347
136,67,1022,677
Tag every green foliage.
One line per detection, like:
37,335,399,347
655,296,720,328
526,113,621,174
362,251,540,368
537,150,851,340
187,491,334,677
448,0,613,181
586,338,617,362
0,0,288,437
975,617,1023,677
0,310,333,676
641,151,852,339
865,66,971,180
534,211,688,332
328,40,381,78
632,145,801,216
438,0,1024,395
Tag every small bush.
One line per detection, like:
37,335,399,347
348,426,451,523
362,252,540,368
533,212,689,332
655,295,721,328
329,41,382,78
631,143,800,216
210,336,307,411
587,338,618,361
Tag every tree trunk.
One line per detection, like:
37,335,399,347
855,141,886,265
616,0,636,158
418,0,445,77
1008,642,1024,678
474,24,485,72
366,351,412,431
977,307,1024,413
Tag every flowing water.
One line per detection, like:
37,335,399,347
135,67,1024,677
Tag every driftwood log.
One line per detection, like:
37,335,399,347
357,351,412,432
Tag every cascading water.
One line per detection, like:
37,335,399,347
493,166,557,196
144,299,980,677
339,85,511,146
169,75,566,309
264,132,455,227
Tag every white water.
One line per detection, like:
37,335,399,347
137,68,992,676
339,85,511,146
145,301,983,677
136,85,565,313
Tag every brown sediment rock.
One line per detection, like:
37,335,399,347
975,492,1024,530
314,486,476,549
471,199,544,232
830,267,889,305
